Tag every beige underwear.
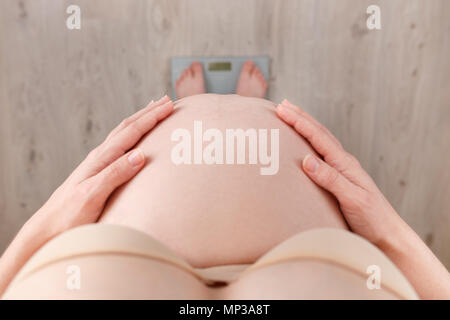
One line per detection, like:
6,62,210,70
2,224,418,299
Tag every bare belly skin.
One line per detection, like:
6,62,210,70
100,94,348,267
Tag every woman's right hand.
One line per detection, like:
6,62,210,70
0,95,174,296
276,99,450,299
34,95,174,236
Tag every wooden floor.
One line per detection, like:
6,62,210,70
1,0,449,267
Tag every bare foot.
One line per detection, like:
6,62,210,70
175,62,206,99
236,60,268,98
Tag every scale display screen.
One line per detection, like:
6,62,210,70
208,62,232,71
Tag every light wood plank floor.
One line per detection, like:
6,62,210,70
1,0,449,267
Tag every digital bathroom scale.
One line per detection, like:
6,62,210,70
170,56,270,99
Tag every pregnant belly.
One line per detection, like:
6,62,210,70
100,94,347,267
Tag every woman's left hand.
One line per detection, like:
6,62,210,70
274,98,399,245
275,99,450,299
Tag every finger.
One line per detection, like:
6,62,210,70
109,99,173,152
276,102,362,182
106,95,170,141
87,148,146,203
276,102,343,161
302,154,362,203
277,101,376,188
280,99,342,148
74,100,173,182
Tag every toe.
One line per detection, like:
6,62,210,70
181,68,189,79
176,72,184,83
242,60,254,73
187,66,194,77
254,67,264,81
258,71,268,88
191,61,203,74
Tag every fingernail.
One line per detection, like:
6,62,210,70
157,101,173,112
157,95,169,103
304,155,319,173
282,100,299,111
276,104,294,117
128,149,144,167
